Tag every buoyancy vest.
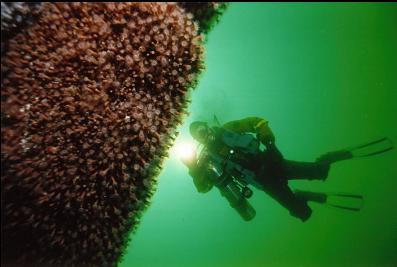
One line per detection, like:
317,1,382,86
222,128,260,154
207,127,260,156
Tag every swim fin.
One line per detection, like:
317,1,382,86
294,190,364,211
348,137,394,158
317,137,394,164
326,193,363,211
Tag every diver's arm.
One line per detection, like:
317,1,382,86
182,150,214,193
190,166,214,193
223,117,275,146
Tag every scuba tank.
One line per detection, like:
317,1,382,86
217,175,256,221
198,147,256,221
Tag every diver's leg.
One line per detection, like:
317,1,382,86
293,189,327,204
316,150,353,164
260,146,286,180
284,160,330,181
262,181,312,222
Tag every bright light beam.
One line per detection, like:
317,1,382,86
171,141,197,162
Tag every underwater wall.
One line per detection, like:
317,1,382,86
1,3,226,266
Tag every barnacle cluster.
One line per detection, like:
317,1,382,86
178,2,229,35
0,2,227,266
1,2,42,56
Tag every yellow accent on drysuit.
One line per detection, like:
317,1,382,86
223,117,274,145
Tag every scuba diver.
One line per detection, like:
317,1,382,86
181,116,393,222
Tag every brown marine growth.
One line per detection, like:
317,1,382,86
1,2,226,267
1,2,42,56
178,2,229,35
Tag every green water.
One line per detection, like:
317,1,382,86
120,3,397,267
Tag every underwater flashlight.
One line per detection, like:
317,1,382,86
172,141,197,161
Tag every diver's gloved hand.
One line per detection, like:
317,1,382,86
255,123,275,147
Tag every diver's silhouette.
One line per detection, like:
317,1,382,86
182,117,393,221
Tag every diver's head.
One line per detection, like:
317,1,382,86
189,121,210,144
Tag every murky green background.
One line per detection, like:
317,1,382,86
120,3,397,267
